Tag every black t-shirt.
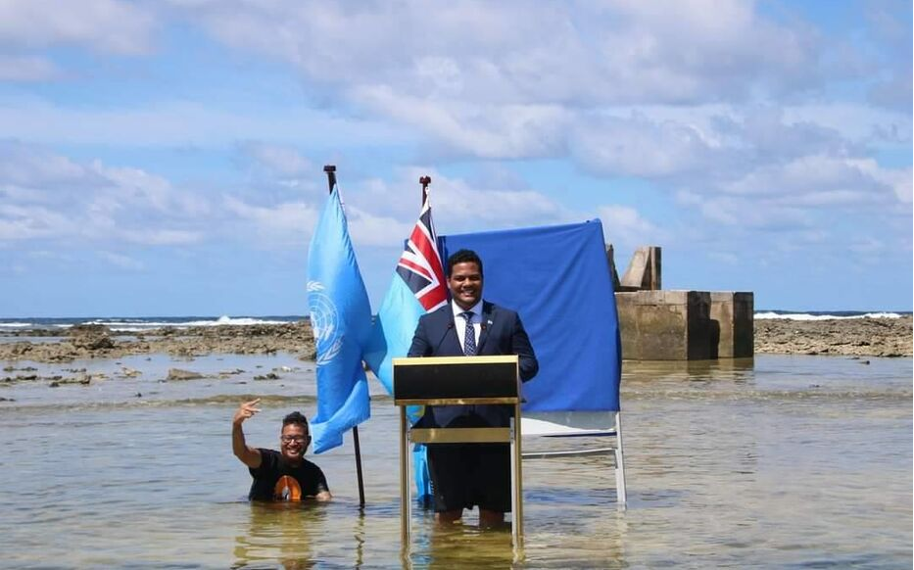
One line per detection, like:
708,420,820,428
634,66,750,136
248,448,330,501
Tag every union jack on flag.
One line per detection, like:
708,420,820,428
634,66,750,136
395,191,447,311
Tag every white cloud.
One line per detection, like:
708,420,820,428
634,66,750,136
862,0,913,112
849,159,913,204
345,206,413,248
121,229,203,246
98,251,145,271
847,236,885,255
355,86,570,159
99,163,210,217
597,205,664,248
223,195,318,246
0,0,157,55
571,113,718,178
0,141,99,188
407,170,573,232
697,198,812,230
721,155,882,198
0,203,75,240
236,141,313,178
169,0,828,106
339,166,576,235
0,142,211,246
0,54,61,81
0,97,411,148
707,251,740,265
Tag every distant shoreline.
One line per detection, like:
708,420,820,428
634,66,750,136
0,315,910,364
754,315,912,358
0,322,315,364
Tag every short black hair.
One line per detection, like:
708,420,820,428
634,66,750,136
446,249,483,277
282,411,309,432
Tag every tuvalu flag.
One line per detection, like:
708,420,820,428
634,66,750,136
363,188,447,502
307,184,373,454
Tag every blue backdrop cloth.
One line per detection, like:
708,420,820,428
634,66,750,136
441,219,622,412
306,186,373,453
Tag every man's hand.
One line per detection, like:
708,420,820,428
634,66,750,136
233,398,261,426
233,398,262,468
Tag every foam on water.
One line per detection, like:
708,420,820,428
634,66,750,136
754,311,905,320
3,311,907,335
0,315,302,333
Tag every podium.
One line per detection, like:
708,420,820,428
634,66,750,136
393,355,524,552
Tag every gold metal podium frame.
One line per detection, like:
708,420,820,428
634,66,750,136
393,355,524,556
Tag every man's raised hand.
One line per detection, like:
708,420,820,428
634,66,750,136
233,398,262,426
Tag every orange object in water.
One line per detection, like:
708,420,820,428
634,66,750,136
273,476,302,501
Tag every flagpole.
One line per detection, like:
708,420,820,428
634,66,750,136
323,163,367,509
420,175,431,204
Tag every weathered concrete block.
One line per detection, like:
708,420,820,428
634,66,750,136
620,246,661,290
709,292,754,358
616,290,711,360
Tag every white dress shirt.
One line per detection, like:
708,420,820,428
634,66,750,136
451,300,483,354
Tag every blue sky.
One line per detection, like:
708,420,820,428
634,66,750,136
0,0,911,317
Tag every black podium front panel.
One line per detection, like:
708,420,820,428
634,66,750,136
392,355,519,402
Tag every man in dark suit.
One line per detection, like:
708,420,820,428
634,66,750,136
408,248,538,525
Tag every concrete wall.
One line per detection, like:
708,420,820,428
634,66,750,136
616,290,711,360
616,290,754,360
710,292,754,358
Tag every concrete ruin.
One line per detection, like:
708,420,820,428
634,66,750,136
608,246,754,361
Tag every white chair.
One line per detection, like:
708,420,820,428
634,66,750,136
521,411,627,505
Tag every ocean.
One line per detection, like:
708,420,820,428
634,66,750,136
0,315,301,333
1,310,910,334
0,354,910,568
0,314,910,567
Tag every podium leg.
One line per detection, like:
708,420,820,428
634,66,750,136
510,409,524,557
400,407,411,555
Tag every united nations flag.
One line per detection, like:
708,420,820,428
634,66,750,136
307,184,372,453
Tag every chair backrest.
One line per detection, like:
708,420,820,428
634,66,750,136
522,411,619,435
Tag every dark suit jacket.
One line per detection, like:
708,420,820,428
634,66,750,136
407,300,538,428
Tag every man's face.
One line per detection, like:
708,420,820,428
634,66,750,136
448,261,483,311
280,423,310,463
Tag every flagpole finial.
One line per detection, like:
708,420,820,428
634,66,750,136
419,175,431,204
323,165,337,194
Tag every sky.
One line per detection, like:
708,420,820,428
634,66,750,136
0,0,911,317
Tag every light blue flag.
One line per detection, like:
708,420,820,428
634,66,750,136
364,275,426,394
307,186,372,454
363,193,447,506
364,276,433,504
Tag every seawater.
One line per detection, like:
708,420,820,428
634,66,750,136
1,310,911,333
0,354,910,568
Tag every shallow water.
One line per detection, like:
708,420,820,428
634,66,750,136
1,354,910,568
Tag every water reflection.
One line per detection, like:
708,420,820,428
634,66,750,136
233,502,328,569
0,355,910,567
410,518,515,568
624,357,756,382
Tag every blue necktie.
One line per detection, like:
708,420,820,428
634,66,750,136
462,311,476,356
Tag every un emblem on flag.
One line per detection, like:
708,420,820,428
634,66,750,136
307,281,344,365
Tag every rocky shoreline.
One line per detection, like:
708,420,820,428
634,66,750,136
754,315,912,358
0,322,316,363
0,316,910,364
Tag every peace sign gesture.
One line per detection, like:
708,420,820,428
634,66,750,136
233,398,262,426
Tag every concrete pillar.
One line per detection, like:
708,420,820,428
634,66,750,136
709,292,754,358
616,290,711,360
620,246,661,291
605,244,621,291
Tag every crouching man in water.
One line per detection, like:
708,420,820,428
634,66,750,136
232,398,332,502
